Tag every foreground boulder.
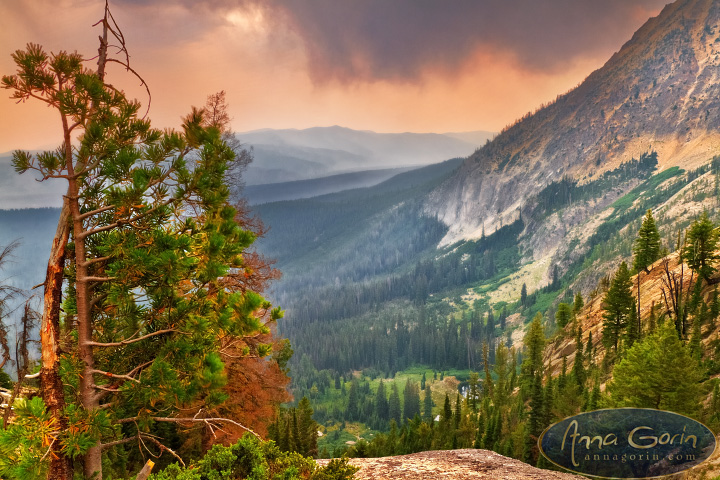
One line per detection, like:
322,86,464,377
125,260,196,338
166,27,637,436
320,449,583,479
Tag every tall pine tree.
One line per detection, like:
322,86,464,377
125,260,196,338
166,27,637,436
602,262,634,354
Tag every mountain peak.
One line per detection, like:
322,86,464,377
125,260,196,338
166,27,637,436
427,0,720,245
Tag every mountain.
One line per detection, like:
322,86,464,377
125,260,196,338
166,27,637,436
243,166,417,205
0,155,65,209
239,126,488,185
427,0,720,246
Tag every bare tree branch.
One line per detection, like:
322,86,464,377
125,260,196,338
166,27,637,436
84,328,177,348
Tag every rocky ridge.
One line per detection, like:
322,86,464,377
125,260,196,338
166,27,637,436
427,0,720,246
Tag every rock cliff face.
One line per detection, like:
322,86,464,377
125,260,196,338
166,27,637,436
319,449,584,479
427,0,720,246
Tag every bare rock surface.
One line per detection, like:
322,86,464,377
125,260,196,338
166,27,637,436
319,449,584,480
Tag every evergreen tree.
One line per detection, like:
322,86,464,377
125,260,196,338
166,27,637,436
555,303,572,330
347,379,360,420
520,283,528,307
443,393,452,423
4,32,281,478
711,287,720,322
389,383,402,426
606,322,703,416
483,342,493,398
375,381,389,423
633,209,661,273
521,313,545,464
520,313,545,390
625,298,639,349
297,397,319,457
683,211,720,281
454,393,462,430
602,262,634,353
689,313,703,362
586,331,594,365
573,292,584,316
403,379,421,422
467,372,480,413
423,384,434,421
633,210,661,341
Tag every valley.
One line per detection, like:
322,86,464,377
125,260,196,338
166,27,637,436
3,0,720,478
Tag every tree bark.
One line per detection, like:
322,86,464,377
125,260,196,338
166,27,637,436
40,198,73,480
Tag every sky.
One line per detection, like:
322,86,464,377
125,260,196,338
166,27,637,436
0,0,670,153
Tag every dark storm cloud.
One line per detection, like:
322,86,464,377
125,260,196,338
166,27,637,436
114,0,669,83
256,0,669,82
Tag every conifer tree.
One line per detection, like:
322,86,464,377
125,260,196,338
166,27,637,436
683,211,720,282
389,383,402,425
573,292,584,316
443,393,453,423
633,209,661,274
520,313,545,390
555,303,572,330
403,379,421,422
482,342,493,398
297,397,318,457
606,322,702,416
632,210,661,339
521,313,545,463
375,381,389,423
454,393,462,430
347,379,359,420
423,384,434,421
602,262,634,353
3,8,289,478
467,372,480,413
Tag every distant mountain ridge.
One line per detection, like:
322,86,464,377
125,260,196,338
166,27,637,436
427,0,720,245
243,166,417,205
238,126,492,185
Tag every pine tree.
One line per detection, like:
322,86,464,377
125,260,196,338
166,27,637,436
4,32,283,477
347,379,360,420
711,287,720,323
633,209,661,273
454,393,462,430
403,379,421,422
389,383,402,426
602,262,634,353
297,397,318,457
467,372,480,412
632,210,661,342
443,393,453,423
625,298,639,349
520,313,545,390
683,211,720,282
375,381,389,423
555,303,572,330
423,384,434,421
522,313,545,464
482,342,493,398
573,292,584,315
520,283,528,307
607,322,703,416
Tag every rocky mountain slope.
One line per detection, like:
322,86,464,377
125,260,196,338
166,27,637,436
427,0,720,246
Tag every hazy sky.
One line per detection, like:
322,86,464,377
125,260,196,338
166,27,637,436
0,0,668,152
